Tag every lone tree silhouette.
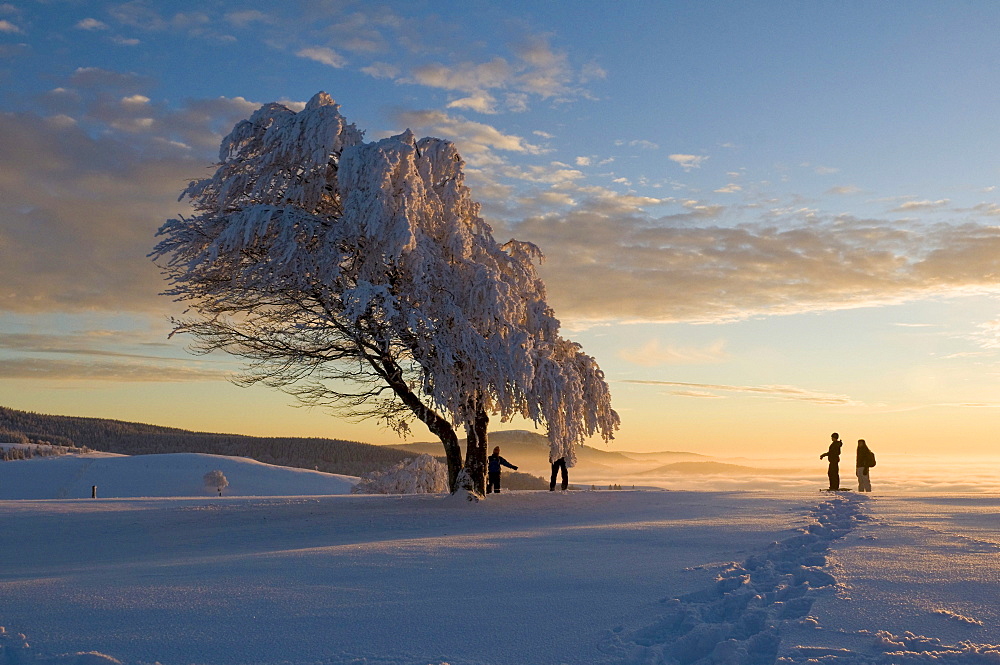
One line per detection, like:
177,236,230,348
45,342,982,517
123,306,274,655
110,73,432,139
152,93,618,495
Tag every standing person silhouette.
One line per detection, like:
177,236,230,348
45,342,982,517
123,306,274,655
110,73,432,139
486,446,517,494
856,439,875,492
820,432,843,491
549,455,568,491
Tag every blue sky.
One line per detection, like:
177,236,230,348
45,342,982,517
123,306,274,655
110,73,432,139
3,1,1000,457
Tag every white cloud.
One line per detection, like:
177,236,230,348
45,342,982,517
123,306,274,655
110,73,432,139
45,114,77,128
629,139,659,150
970,202,1000,216
669,154,708,171
714,183,742,194
575,156,592,167
392,109,543,162
447,92,499,114
360,62,400,79
224,10,270,27
966,319,1000,350
509,197,1000,325
827,185,862,195
0,18,21,33
511,35,578,100
892,199,950,213
581,62,607,82
385,33,591,112
413,59,505,90
75,18,108,31
296,47,347,68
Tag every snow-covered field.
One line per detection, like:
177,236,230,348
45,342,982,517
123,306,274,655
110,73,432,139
2,453,1000,664
0,452,357,500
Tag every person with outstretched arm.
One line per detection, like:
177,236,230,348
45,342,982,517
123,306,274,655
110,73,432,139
487,446,518,494
820,432,843,491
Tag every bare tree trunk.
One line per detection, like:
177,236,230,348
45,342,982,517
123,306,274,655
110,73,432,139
464,405,489,495
437,425,464,493
379,357,463,491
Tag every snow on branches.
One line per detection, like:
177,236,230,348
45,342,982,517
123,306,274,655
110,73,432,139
151,91,618,474
352,454,449,494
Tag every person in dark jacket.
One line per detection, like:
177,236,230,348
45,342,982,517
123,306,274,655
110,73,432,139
820,432,843,491
855,439,875,492
487,446,517,494
549,455,568,491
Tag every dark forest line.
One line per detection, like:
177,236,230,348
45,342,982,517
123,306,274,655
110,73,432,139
0,406,548,488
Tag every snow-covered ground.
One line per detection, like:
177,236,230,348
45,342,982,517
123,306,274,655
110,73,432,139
0,452,357,499
2,453,1000,664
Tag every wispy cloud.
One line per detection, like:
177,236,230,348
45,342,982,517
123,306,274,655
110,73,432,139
0,328,230,382
965,319,1000,350
826,185,862,196
0,358,227,382
0,332,172,359
75,18,108,31
619,339,728,366
392,109,543,163
296,46,347,68
891,199,951,213
669,154,708,171
223,10,270,28
621,380,861,406
511,201,1000,324
0,73,258,314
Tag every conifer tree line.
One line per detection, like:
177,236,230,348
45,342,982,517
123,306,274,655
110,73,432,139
0,406,547,488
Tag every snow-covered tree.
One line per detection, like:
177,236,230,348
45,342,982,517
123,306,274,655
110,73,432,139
351,454,448,494
152,92,618,494
204,469,228,496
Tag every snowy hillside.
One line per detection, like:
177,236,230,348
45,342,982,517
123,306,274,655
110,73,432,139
4,453,1000,664
0,452,358,499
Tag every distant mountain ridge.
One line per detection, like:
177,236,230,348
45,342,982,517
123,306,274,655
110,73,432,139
1,406,751,487
391,429,709,479
0,405,415,478
0,406,548,488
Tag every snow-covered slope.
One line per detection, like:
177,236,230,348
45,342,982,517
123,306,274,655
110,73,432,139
4,455,1000,664
0,452,357,499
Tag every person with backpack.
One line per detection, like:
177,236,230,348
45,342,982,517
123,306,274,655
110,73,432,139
856,439,876,492
486,446,518,494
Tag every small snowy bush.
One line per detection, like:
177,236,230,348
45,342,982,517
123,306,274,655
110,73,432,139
352,455,448,494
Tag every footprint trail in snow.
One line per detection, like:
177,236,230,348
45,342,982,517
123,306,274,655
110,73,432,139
604,494,1000,665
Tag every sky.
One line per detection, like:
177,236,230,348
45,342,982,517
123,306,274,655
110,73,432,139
3,1,1000,458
